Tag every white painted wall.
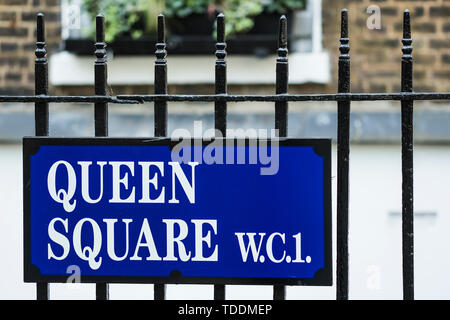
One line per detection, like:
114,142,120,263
1,143,449,299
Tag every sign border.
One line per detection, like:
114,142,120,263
23,137,332,286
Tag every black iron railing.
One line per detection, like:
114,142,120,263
3,9,450,300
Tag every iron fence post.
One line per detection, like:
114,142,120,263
401,9,414,301
214,13,227,301
337,8,351,301
273,15,289,301
94,13,109,300
35,12,49,300
154,14,168,300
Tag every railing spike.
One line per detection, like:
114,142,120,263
278,15,287,48
157,14,165,43
275,14,288,138
36,13,45,43
402,10,412,61
96,14,105,43
34,12,48,136
154,12,168,137
340,8,348,39
216,13,225,43
403,9,411,39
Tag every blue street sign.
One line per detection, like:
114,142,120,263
23,138,331,286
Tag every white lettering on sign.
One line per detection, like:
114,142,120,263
234,232,311,264
78,161,106,204
47,218,311,269
47,161,199,212
47,218,219,269
47,161,77,212
43,158,312,271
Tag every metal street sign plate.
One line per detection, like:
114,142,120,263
23,137,332,286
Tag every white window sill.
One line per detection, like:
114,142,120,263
49,51,331,86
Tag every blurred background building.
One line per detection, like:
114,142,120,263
0,0,449,299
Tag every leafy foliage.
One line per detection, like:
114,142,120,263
81,0,306,41
164,0,212,18
82,0,164,42
221,0,263,36
222,0,306,36
264,0,306,13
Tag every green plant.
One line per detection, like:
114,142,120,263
264,0,306,14
82,0,164,42
221,0,263,36
164,0,212,18
221,0,306,36
81,0,307,41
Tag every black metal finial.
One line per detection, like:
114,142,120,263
340,9,348,38
216,13,225,43
402,10,412,60
96,14,105,42
215,13,227,89
157,14,165,43
156,14,167,65
278,15,287,49
154,13,168,138
215,13,226,65
95,14,106,64
339,9,349,60
35,13,46,63
36,13,45,43
274,14,289,158
35,12,48,99
277,15,288,63
34,13,49,141
403,9,411,40
94,12,108,137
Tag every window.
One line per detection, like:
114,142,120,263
51,0,330,85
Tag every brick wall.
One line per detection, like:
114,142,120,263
0,0,60,95
0,1,448,95
322,0,450,93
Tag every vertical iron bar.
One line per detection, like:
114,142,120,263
35,13,48,137
337,8,350,301
273,285,285,300
94,14,109,300
35,13,49,300
215,13,227,137
94,14,108,137
273,15,288,301
154,14,167,300
214,13,227,300
275,15,288,138
401,9,414,301
36,282,49,300
154,284,166,300
154,14,168,137
96,282,109,300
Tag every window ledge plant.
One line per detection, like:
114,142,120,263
67,0,306,55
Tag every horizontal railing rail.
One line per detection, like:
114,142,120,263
1,92,449,104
